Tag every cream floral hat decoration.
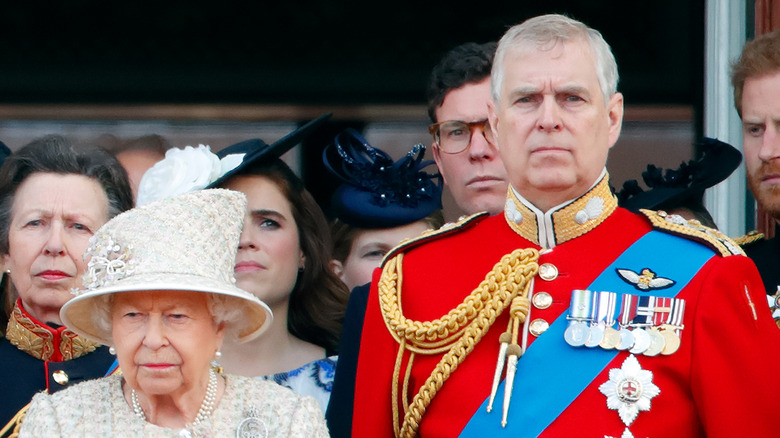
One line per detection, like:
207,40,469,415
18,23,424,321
135,113,331,206
60,189,272,345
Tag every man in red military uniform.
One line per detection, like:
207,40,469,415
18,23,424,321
352,13,780,438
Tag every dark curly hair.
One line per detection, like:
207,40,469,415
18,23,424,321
426,41,497,123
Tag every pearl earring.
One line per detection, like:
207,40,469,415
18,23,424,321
211,350,223,374
109,346,116,355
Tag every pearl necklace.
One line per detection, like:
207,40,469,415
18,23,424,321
131,369,219,426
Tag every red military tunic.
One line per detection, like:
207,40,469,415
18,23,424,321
353,175,780,438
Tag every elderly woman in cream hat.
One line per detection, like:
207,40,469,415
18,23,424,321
18,189,329,437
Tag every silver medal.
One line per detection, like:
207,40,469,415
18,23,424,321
564,321,590,347
585,323,605,347
628,328,651,354
616,328,635,351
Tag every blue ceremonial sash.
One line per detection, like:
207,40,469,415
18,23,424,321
105,358,119,376
459,230,713,437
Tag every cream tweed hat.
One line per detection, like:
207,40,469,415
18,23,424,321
60,189,272,345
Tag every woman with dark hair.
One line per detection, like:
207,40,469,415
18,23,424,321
227,159,347,353
0,134,133,431
322,130,443,435
323,129,444,292
136,114,349,412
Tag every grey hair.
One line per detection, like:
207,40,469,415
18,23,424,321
491,14,619,105
92,292,247,345
206,294,248,342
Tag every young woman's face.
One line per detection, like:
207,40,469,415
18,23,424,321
226,175,304,311
334,220,432,291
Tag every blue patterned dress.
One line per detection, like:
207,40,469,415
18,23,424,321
256,356,338,412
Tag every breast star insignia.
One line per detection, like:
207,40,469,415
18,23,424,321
599,354,660,426
605,428,647,438
616,268,675,291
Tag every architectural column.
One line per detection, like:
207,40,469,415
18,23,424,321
703,0,746,237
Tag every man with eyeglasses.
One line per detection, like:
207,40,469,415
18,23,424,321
325,41,507,438
351,14,779,438
427,41,508,217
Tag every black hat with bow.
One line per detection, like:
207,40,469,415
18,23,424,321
616,137,742,213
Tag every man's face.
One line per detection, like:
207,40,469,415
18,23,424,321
432,78,509,216
488,39,623,212
741,71,780,219
117,149,164,202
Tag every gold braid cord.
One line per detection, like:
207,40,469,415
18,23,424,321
0,403,29,438
379,248,540,437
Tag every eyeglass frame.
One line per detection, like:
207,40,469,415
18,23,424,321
428,119,495,154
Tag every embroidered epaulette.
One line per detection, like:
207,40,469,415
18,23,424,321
734,230,765,247
381,211,489,266
639,209,744,257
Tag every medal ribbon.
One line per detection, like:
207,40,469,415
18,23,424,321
619,294,637,328
568,289,593,322
666,298,685,336
601,291,618,328
633,296,655,327
105,358,120,376
654,297,671,327
459,230,713,438
592,291,609,326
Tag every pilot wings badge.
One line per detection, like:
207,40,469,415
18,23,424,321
616,268,675,292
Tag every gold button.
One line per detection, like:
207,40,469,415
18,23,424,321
52,370,69,385
529,318,550,337
539,263,558,281
532,292,553,309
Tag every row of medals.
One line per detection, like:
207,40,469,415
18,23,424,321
563,292,683,357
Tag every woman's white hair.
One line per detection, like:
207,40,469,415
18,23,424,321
491,14,619,105
91,292,248,345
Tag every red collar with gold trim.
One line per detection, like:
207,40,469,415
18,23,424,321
5,299,98,361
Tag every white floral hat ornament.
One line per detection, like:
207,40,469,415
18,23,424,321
135,144,232,206
60,189,272,345
135,113,331,206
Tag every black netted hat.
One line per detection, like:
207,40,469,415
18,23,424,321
323,128,443,229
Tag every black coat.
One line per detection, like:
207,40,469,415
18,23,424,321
326,283,370,438
0,338,115,429
743,236,780,296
